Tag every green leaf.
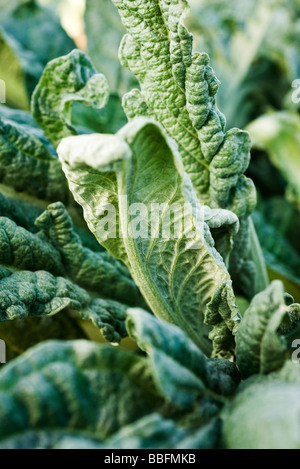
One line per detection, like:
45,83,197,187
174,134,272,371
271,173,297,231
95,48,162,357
0,115,69,203
271,361,300,385
0,430,104,450
113,0,255,217
0,27,43,109
0,0,75,67
104,413,221,450
0,265,131,345
126,307,240,409
0,104,57,155
247,111,300,210
0,0,75,109
80,298,128,345
0,340,162,448
187,0,300,128
236,280,300,378
253,210,300,293
0,216,64,276
0,268,89,321
32,49,110,148
105,413,185,449
222,379,300,449
85,0,136,94
0,314,88,362
35,202,144,307
0,192,43,234
70,94,128,135
58,117,241,357
111,0,267,299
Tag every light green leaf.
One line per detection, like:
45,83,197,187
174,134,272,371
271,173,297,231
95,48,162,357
236,280,300,378
187,0,300,128
0,0,75,67
0,340,161,448
0,0,75,109
222,380,300,449
32,49,110,148
0,27,43,109
58,117,241,357
85,0,136,94
111,0,268,299
247,111,300,210
271,361,300,385
113,0,255,218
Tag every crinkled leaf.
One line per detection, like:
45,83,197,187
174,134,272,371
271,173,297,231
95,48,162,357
35,202,144,307
0,191,101,255
105,414,186,449
236,280,300,378
0,104,38,127
0,217,64,276
0,268,90,321
0,262,133,345
0,340,162,447
0,116,68,202
113,0,255,217
0,404,221,449
0,104,57,154
80,298,128,345
126,307,240,409
58,117,241,357
32,49,110,148
187,0,300,129
111,0,267,299
204,206,239,267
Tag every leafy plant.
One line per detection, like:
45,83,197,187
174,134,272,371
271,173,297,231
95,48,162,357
0,0,300,450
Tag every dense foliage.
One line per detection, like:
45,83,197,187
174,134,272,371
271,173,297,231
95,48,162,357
0,0,300,449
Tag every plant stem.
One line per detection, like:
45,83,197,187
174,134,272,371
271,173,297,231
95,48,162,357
249,217,269,294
